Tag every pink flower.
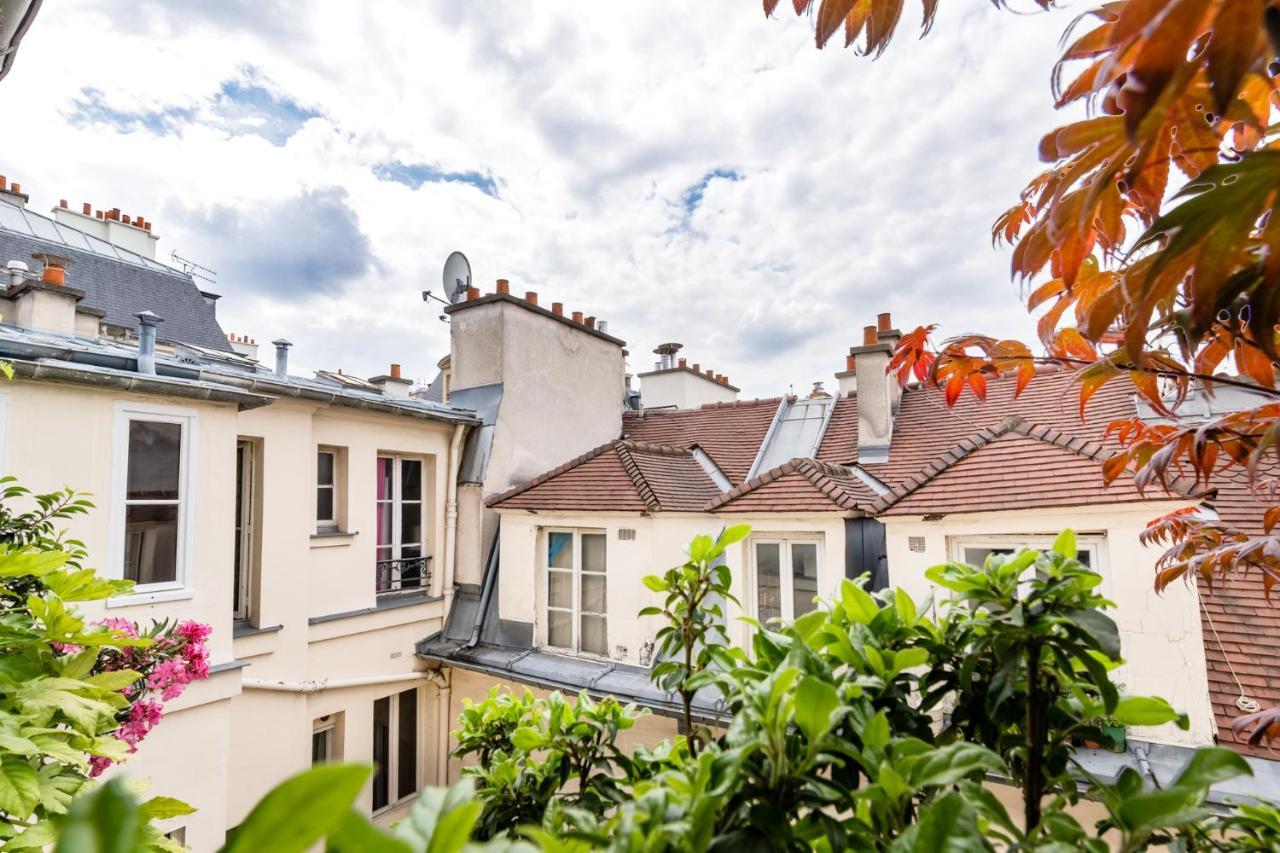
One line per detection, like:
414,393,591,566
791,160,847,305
97,617,139,639
176,620,212,644
89,755,112,777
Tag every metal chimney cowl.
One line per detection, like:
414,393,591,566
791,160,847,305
135,311,163,375
272,338,292,379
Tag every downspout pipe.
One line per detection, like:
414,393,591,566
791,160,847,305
242,672,428,694
442,422,465,606
426,670,452,783
466,530,501,649
135,311,162,375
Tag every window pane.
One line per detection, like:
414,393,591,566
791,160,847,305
377,457,392,501
317,451,334,487
580,614,607,656
548,570,572,608
791,543,819,617
548,609,572,647
401,460,422,501
755,542,781,623
401,502,422,546
372,698,390,811
396,689,418,800
127,421,181,500
963,547,1014,567
581,573,606,614
124,504,179,584
312,729,330,765
581,533,606,572
548,532,572,569
377,502,392,546
316,487,334,522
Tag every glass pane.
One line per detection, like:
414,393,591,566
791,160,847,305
755,542,781,623
581,573,607,614
127,421,181,500
317,451,334,487
548,570,572,608
311,729,330,765
580,615,607,656
581,533,606,573
377,457,392,501
548,609,572,648
963,547,1014,567
124,504,179,584
397,689,418,800
316,487,334,522
401,460,422,501
372,698,390,811
400,501,422,546
791,543,819,618
547,532,572,569
377,502,392,546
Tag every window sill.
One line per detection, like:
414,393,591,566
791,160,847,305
308,590,440,625
311,530,358,548
232,621,284,639
106,586,195,608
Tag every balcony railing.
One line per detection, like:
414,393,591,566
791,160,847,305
376,556,432,595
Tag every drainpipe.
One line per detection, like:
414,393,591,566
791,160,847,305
426,669,452,784
271,338,292,379
242,672,427,694
442,422,465,607
135,311,162,375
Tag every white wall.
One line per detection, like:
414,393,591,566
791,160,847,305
882,502,1216,747
637,368,738,410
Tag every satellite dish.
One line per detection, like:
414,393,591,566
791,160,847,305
442,252,471,304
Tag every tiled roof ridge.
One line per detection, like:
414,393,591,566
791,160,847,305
616,440,695,457
698,396,784,411
614,443,662,512
486,440,623,508
869,415,1198,514
704,456,863,512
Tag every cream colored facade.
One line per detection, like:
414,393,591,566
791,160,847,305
3,377,467,849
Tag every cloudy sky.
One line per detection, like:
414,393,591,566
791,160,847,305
2,1,1080,398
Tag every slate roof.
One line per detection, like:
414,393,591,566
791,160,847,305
488,440,721,513
0,199,232,351
709,457,878,513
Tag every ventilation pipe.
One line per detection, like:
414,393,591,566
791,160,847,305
272,338,292,379
6,260,28,288
135,311,162,375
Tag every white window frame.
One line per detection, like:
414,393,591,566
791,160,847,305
947,533,1110,596
375,454,426,593
233,439,256,621
107,402,197,607
312,714,340,765
372,687,421,815
541,528,608,658
316,448,338,532
748,535,823,623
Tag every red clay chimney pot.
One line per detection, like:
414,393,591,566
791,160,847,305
122,215,131,225
466,286,480,301
0,176,7,191
495,278,509,294
525,291,538,305
585,316,596,329
877,312,892,332
863,325,877,346
846,354,857,371
552,302,563,316
10,183,20,194
692,362,701,372
678,357,687,367
82,202,91,215
144,222,152,232
390,363,402,379
59,199,68,209
572,311,584,324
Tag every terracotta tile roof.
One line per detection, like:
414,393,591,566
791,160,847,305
1195,469,1280,758
487,440,720,513
871,417,1192,517
708,457,879,513
622,398,783,485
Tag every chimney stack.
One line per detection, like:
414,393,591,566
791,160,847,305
876,312,903,411
136,311,163,375
852,315,895,462
272,338,292,379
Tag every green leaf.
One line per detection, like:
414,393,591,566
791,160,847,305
888,791,987,852
1053,529,1078,559
84,670,143,692
139,795,197,821
862,710,890,752
894,588,918,626
1171,747,1251,791
794,675,839,742
641,575,667,593
0,758,41,817
223,764,371,853
0,549,70,579
393,780,485,853
1117,787,1209,833
325,808,412,853
1113,696,1183,728
840,580,879,624
907,742,1005,790
509,726,545,752
54,777,139,853
1066,608,1121,660
718,524,751,547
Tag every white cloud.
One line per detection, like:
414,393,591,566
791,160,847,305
1,1,1079,396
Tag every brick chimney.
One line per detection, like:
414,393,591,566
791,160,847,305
370,362,413,397
876,312,903,412
0,176,29,209
851,320,894,462
10,253,84,334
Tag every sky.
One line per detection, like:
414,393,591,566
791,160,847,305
1,1,1081,399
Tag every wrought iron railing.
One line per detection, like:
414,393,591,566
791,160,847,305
376,556,432,594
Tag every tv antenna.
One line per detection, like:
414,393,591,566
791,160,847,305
170,251,218,285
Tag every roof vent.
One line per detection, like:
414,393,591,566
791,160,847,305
272,338,292,379
136,311,163,375
654,342,683,370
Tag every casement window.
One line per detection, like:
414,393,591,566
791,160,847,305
751,537,821,623
543,529,608,656
316,448,338,531
312,713,341,765
110,404,196,599
372,689,419,812
233,439,259,621
375,455,428,593
949,534,1107,594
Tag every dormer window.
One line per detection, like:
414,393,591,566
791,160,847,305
751,536,821,624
